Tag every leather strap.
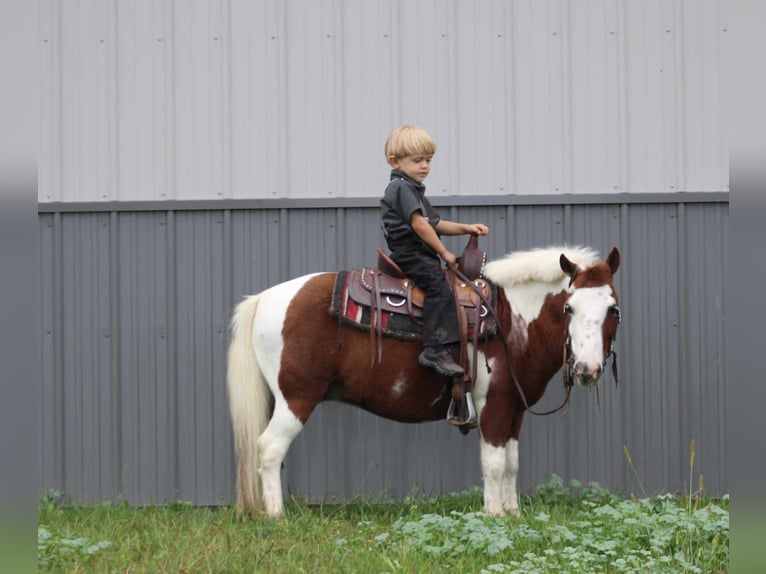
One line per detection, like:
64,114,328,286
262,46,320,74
446,265,476,409
368,269,384,365
405,280,422,326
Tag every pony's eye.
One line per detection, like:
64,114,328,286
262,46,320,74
563,303,573,315
608,306,621,322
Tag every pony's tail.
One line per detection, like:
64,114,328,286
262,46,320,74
227,294,273,515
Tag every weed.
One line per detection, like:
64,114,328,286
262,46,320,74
376,481,728,574
38,526,113,568
38,481,727,573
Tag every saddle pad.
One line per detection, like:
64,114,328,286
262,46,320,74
329,270,497,342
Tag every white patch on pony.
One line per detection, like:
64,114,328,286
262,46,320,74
502,439,520,515
252,273,323,398
566,284,615,370
391,376,407,398
257,403,304,517
484,246,599,328
480,439,506,516
506,281,565,328
483,245,599,288
472,348,494,416
249,273,321,517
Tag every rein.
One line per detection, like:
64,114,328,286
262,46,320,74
450,265,573,416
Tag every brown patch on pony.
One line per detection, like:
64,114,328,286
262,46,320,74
570,262,616,290
570,247,620,308
562,246,620,289
278,274,340,422
279,273,451,424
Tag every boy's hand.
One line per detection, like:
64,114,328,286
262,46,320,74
466,223,489,236
440,250,457,265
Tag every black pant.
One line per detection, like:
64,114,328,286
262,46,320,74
391,250,460,347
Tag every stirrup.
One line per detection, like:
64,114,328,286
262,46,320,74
447,391,478,429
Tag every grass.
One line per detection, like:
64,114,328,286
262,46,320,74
38,478,728,573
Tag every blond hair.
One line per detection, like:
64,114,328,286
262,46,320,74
384,125,437,160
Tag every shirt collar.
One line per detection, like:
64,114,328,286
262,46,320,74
390,169,426,192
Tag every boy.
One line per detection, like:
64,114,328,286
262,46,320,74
380,125,489,377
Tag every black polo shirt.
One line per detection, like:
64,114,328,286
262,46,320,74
380,169,442,255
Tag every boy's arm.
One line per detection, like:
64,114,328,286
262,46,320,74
435,220,490,237
410,213,458,264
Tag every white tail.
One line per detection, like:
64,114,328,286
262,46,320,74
227,294,273,514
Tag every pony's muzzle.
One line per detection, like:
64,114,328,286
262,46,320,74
574,362,602,386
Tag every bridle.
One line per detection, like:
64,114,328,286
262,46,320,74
453,265,621,417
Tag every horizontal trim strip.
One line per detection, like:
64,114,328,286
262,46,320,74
38,192,729,213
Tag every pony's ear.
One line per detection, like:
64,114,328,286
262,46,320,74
560,253,579,282
606,246,620,275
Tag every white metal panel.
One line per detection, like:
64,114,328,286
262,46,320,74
340,1,400,198
116,0,173,201
229,0,286,199
172,0,225,201
569,0,619,194
680,0,728,191
451,0,513,196
39,0,728,202
39,0,59,202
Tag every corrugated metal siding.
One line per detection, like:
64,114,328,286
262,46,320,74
39,0,728,202
38,200,728,504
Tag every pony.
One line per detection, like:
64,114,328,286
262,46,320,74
226,245,621,518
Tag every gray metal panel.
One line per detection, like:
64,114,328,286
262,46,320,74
39,0,728,202
38,199,728,504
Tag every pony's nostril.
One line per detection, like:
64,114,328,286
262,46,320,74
592,364,602,379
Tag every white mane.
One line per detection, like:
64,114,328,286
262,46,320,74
483,245,600,288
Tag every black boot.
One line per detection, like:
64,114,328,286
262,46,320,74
418,346,465,377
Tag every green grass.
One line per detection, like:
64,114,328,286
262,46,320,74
38,478,728,573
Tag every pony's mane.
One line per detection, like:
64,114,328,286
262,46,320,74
483,245,600,288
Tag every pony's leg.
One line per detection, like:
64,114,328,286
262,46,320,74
501,438,520,516
474,350,509,516
256,401,304,518
480,438,507,516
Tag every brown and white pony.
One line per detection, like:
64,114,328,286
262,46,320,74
227,245,621,518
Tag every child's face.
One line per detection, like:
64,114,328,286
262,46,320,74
388,154,433,183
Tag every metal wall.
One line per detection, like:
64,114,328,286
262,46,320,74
40,0,728,203
38,195,728,504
